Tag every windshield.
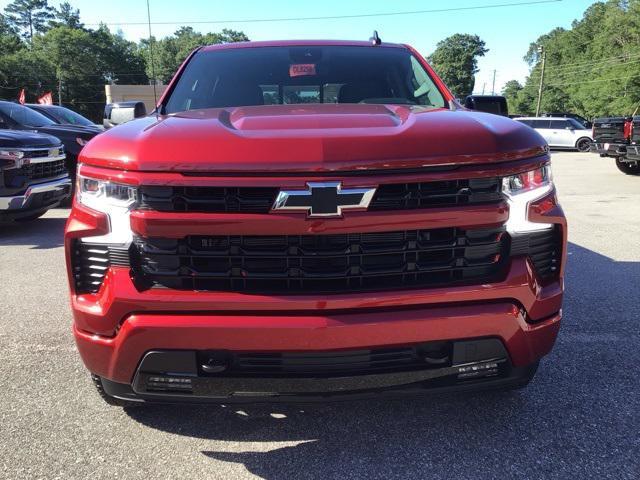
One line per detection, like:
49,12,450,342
164,46,447,113
567,118,586,129
45,106,94,126
0,102,55,127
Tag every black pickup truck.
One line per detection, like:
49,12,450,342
0,101,100,184
591,116,640,175
0,130,71,222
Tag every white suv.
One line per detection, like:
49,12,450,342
515,117,593,152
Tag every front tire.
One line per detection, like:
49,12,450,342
616,159,640,175
499,361,539,391
91,374,140,407
13,211,47,222
576,137,592,152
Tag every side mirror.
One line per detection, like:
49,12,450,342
103,101,147,129
565,126,574,131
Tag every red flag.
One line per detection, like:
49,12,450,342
18,88,25,105
37,92,53,105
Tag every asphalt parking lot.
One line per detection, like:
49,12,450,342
1,151,638,479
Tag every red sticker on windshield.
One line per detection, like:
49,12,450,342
289,64,316,77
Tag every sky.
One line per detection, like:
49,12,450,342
0,0,598,93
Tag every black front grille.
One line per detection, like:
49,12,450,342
198,342,452,377
369,177,502,210
24,148,57,159
137,178,504,213
3,160,66,188
72,242,130,294
132,226,508,294
510,227,562,280
138,186,279,213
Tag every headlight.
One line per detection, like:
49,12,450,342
0,149,25,170
77,174,138,244
76,137,90,147
502,165,554,233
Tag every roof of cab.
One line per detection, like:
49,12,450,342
200,40,407,51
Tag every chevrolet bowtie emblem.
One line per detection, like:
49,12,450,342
272,182,377,217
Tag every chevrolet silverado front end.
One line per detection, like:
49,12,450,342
65,41,566,405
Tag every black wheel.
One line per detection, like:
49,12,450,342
91,374,140,407
499,361,539,391
575,137,592,152
615,159,640,175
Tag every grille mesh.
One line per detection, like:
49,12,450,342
72,242,130,294
138,178,503,214
132,226,509,294
510,227,562,280
3,160,66,188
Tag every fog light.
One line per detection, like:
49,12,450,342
456,361,500,380
146,375,193,393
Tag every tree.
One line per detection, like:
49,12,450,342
50,1,82,29
140,27,249,83
4,0,54,42
502,80,523,113
428,34,488,98
513,0,640,118
0,12,24,54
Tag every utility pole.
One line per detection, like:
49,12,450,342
482,82,486,95
57,78,62,106
491,69,496,95
535,46,546,116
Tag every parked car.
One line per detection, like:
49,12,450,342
541,112,592,129
0,101,100,184
0,130,71,222
515,117,593,151
463,95,509,116
27,104,103,132
66,39,566,406
590,116,640,175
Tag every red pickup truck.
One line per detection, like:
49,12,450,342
65,40,566,405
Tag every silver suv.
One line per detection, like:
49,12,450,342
515,117,593,152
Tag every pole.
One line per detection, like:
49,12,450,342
491,70,496,95
535,47,546,117
481,82,486,95
146,0,158,114
58,78,62,106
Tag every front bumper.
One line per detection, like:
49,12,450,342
0,176,71,219
66,159,566,402
99,347,541,404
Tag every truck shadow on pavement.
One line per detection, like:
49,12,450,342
0,216,67,249
125,242,639,479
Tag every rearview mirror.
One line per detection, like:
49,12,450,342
103,101,147,129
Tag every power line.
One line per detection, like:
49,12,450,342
547,73,640,88
81,0,563,26
541,52,640,73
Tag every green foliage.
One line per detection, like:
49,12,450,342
428,34,488,98
0,12,24,54
4,0,54,41
507,0,640,117
139,27,249,83
0,1,248,121
502,79,523,108
50,2,82,29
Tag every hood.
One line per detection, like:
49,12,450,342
36,124,100,139
80,104,548,173
0,130,61,149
